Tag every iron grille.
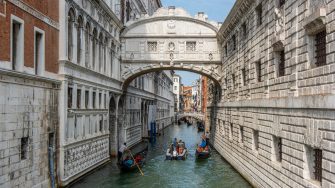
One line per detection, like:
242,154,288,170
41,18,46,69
278,138,282,162
279,0,286,7
279,50,285,77
314,149,322,182
315,30,327,67
256,62,261,82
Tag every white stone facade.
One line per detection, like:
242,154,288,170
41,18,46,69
210,0,335,187
173,74,181,112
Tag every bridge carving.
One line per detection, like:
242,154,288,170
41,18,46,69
120,7,222,88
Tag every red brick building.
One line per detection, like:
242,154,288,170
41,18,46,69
0,1,59,187
201,76,208,114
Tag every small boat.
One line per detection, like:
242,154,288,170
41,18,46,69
195,149,210,159
197,124,204,132
118,140,148,172
166,143,188,160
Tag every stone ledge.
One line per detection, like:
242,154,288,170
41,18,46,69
217,94,335,109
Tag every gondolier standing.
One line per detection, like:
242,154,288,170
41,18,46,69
118,143,127,161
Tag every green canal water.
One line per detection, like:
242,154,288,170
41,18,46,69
71,124,252,188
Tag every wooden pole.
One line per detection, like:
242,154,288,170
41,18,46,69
128,150,144,176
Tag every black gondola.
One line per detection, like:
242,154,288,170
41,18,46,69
118,140,148,172
195,148,210,159
197,124,204,132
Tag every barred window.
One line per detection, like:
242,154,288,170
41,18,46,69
241,68,247,86
278,50,285,77
315,30,327,67
68,87,73,108
273,136,282,162
186,42,196,52
279,0,285,7
147,42,157,52
85,90,89,109
77,89,81,109
314,149,322,182
241,22,247,39
232,35,236,51
255,61,262,82
253,130,259,151
239,126,244,143
256,4,263,26
20,137,29,160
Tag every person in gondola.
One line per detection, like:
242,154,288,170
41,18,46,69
123,156,133,168
205,131,210,146
199,134,206,148
135,154,143,164
118,142,128,161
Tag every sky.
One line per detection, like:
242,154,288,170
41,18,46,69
162,0,236,86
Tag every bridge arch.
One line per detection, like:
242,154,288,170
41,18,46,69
120,7,223,90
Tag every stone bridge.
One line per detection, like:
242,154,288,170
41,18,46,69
177,112,205,121
120,7,222,89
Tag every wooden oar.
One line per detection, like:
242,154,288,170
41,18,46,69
128,150,144,176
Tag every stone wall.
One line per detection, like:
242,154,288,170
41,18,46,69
211,0,335,187
0,71,59,188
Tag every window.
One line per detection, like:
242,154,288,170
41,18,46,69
256,4,263,26
315,30,327,67
126,1,131,22
68,9,75,61
85,23,90,68
92,29,98,69
11,17,24,71
272,136,282,162
239,126,244,143
92,91,96,108
20,137,29,160
85,90,89,108
77,89,81,109
99,116,103,132
77,16,83,64
279,0,285,7
111,42,115,75
147,41,157,52
253,130,259,151
229,123,233,140
34,30,44,75
255,61,261,82
104,94,107,109
304,146,323,182
99,93,102,109
241,22,247,39
224,44,228,57
278,50,285,77
68,87,73,108
174,86,177,90
232,35,236,51
99,33,103,72
241,68,246,86
186,42,196,52
231,74,235,88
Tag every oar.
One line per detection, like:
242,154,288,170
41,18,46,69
128,150,144,176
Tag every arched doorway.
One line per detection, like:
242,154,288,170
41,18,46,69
117,97,125,148
109,95,117,156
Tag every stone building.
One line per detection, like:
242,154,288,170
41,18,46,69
210,0,335,187
173,74,181,112
0,0,59,187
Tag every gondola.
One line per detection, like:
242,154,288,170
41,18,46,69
166,148,188,160
195,148,210,159
197,124,204,132
118,140,148,172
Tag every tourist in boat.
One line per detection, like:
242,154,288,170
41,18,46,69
199,134,207,148
118,143,128,161
205,131,210,146
166,144,174,160
135,154,143,164
123,156,134,168
173,138,178,148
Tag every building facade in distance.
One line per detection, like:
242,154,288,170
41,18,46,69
173,74,181,112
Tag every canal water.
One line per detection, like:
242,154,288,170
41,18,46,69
71,123,252,188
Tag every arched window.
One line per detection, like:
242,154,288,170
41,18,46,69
85,22,90,68
104,37,108,74
77,16,83,64
68,8,75,61
92,28,97,69
110,41,115,76
126,1,131,22
98,33,103,72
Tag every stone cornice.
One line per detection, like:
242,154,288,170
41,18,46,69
217,0,254,44
122,16,219,37
7,0,59,29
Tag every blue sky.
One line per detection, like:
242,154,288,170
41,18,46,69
162,0,236,85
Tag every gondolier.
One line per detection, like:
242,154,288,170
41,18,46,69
118,143,128,161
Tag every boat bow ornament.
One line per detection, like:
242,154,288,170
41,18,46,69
120,7,222,88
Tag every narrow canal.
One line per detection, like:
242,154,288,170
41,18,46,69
71,123,252,188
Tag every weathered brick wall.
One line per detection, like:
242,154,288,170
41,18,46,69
211,0,335,187
0,73,59,188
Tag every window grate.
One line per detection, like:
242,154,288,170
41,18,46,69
315,30,327,67
279,50,285,77
68,87,73,108
278,137,282,162
186,42,196,52
148,42,157,52
314,149,322,182
279,0,285,7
